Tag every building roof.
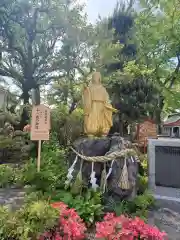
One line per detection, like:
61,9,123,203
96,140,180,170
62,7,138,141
164,115,180,126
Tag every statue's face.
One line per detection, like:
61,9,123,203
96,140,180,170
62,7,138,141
92,72,101,84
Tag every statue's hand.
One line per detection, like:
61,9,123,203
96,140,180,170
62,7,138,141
83,83,88,90
105,104,118,113
113,108,119,113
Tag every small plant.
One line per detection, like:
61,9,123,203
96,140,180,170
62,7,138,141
17,201,59,239
114,191,155,220
139,154,148,177
24,191,48,203
51,190,104,226
95,212,167,240
0,140,68,191
18,146,68,192
24,188,104,226
137,174,148,194
137,154,149,194
0,164,16,187
0,201,59,240
40,202,87,240
130,190,155,219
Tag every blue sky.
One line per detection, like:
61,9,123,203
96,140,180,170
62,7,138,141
84,0,117,22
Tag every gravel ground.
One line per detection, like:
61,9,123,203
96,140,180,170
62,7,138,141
0,188,25,210
148,200,180,240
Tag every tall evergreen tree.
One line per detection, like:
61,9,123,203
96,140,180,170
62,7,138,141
106,1,161,135
108,0,136,71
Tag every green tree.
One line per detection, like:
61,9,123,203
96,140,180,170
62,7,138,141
48,17,121,114
47,22,94,113
107,0,137,72
135,0,180,116
0,0,86,105
97,1,162,135
47,18,122,143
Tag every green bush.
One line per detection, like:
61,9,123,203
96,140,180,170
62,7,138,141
50,189,104,226
17,144,68,192
0,165,16,187
0,201,58,240
0,140,68,191
24,191,50,205
114,191,155,220
139,154,148,176
51,105,83,146
24,189,104,226
128,190,155,220
138,174,148,194
137,154,148,194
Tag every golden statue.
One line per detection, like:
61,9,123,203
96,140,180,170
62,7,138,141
82,72,117,136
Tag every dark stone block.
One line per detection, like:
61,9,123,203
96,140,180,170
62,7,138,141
107,156,138,200
73,137,111,156
69,135,138,201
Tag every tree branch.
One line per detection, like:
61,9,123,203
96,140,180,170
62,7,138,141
0,65,24,84
37,74,66,85
1,45,27,68
33,36,59,73
164,55,180,88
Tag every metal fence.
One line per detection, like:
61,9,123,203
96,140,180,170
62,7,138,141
155,146,180,188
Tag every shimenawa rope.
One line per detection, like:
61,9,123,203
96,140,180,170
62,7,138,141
70,147,136,163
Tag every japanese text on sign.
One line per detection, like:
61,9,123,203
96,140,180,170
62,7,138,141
31,104,51,141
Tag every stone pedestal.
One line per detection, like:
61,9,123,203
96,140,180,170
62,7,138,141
69,135,138,203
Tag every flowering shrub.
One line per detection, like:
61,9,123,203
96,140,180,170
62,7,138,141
95,213,167,240
39,202,87,240
39,203,167,240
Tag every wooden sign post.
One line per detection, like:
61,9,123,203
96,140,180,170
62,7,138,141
31,104,50,172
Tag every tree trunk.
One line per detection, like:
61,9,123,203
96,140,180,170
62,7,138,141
18,107,29,130
156,95,164,134
23,91,30,104
119,113,123,136
32,87,40,105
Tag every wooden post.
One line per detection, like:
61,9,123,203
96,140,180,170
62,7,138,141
37,140,42,172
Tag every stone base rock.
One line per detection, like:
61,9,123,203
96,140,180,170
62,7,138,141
70,135,138,202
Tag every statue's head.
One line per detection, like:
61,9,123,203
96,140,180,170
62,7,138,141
92,72,101,84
